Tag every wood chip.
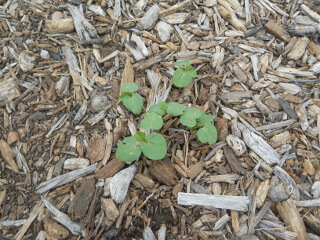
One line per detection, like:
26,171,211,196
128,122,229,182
264,21,290,42
95,158,125,179
277,199,307,240
178,193,250,212
71,178,95,219
0,139,19,172
149,160,178,185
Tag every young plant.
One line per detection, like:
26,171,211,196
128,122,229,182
141,100,218,145
172,60,197,88
140,101,168,130
140,112,163,130
116,82,219,163
119,82,143,114
116,131,167,162
164,103,218,144
197,123,218,145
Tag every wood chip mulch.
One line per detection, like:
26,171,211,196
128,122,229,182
1,0,320,239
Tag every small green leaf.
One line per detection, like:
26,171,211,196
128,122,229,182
180,116,198,127
123,93,143,114
148,101,168,116
167,102,185,116
116,137,142,162
175,60,191,69
119,92,132,102
141,112,163,130
134,131,146,142
140,133,167,160
173,68,192,88
185,67,197,78
158,101,168,112
179,107,202,127
196,112,216,127
197,124,218,144
121,82,139,92
182,107,201,119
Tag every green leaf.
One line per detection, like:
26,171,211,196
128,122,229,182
119,92,132,102
134,131,146,142
197,124,218,144
123,93,143,114
180,115,198,127
121,82,139,92
140,133,167,160
158,101,168,112
185,67,197,78
175,60,191,69
181,107,201,119
141,112,163,130
196,112,216,127
173,68,192,88
116,137,142,162
148,101,168,116
179,107,201,127
167,102,185,116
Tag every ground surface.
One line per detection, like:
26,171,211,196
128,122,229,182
1,0,320,240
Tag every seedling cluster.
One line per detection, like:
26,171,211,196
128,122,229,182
116,61,218,162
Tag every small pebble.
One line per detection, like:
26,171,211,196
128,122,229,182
94,76,108,85
40,50,50,59
7,131,19,145
18,52,35,72
51,11,64,21
91,95,109,112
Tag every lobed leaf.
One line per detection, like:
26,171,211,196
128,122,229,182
196,112,216,127
119,92,132,102
141,112,163,130
158,101,168,112
173,68,192,88
184,67,197,79
179,107,202,127
134,131,146,142
175,60,191,69
116,137,142,162
197,124,218,144
123,93,143,114
121,82,139,92
167,102,185,116
182,107,201,119
140,133,167,160
148,101,167,116
180,115,198,127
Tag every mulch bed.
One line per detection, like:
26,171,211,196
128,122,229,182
1,0,320,239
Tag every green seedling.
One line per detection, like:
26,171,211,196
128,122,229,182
116,81,219,162
197,123,218,145
195,111,216,127
116,136,141,162
148,101,168,116
140,101,168,130
119,82,143,114
140,112,163,130
178,107,217,144
167,102,185,116
116,131,167,162
179,107,202,128
173,60,197,88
